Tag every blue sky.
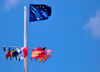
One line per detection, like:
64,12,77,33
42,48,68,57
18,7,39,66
0,0,100,72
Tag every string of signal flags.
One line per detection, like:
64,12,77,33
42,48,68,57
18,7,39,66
3,46,52,63
3,46,52,72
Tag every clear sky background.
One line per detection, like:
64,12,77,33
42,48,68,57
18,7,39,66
0,0,100,72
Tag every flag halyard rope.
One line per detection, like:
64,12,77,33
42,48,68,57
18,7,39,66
19,60,20,72
2,46,37,49
37,62,40,72
41,62,44,72
33,60,36,72
11,60,14,72
7,60,11,72
15,60,17,72
29,61,32,72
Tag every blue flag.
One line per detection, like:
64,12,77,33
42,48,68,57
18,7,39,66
9,47,18,60
29,4,51,22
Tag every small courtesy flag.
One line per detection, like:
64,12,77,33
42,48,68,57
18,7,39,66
39,54,47,63
16,47,28,60
43,49,52,63
23,47,28,58
31,50,39,61
3,47,10,60
9,47,18,60
36,46,44,58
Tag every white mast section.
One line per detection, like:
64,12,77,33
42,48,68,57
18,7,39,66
24,6,27,72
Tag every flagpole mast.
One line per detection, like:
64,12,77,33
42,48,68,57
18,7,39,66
24,6,27,72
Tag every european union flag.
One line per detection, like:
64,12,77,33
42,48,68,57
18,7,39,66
9,47,18,60
29,4,51,22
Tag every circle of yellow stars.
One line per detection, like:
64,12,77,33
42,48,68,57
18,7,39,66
33,5,47,20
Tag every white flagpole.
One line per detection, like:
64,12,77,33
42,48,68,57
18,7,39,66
24,6,27,72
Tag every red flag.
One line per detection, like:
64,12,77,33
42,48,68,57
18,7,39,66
31,50,39,61
6,52,10,60
36,46,45,58
31,46,45,61
23,47,28,58
36,46,42,51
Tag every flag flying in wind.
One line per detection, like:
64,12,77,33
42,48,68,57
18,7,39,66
9,47,18,60
36,47,44,58
31,46,46,61
31,50,39,61
31,47,43,61
43,49,52,63
29,4,51,22
16,47,28,61
23,47,28,58
3,47,10,60
37,47,46,63
16,48,24,60
39,54,47,63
